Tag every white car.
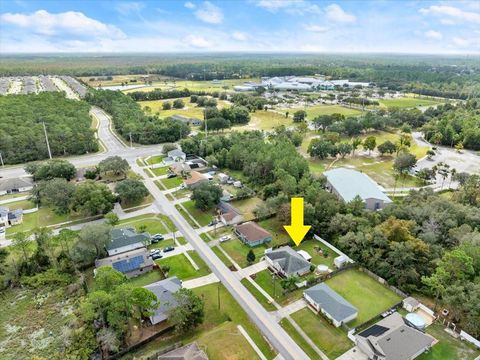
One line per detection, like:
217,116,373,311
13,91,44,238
150,249,161,255
220,235,231,243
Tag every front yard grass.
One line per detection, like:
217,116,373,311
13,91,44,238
150,166,169,177
220,238,267,268
254,269,303,306
156,252,209,280
325,269,402,327
280,318,321,360
240,278,277,311
146,155,165,165
157,176,183,189
117,214,169,235
291,308,353,359
179,200,215,227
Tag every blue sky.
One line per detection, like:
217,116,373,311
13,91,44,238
1,0,479,53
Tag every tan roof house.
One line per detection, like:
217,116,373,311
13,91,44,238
184,171,209,189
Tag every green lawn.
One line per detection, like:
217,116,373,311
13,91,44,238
291,308,353,359
151,166,169,176
220,238,268,268
0,192,30,201
418,324,480,360
296,239,336,268
119,194,153,210
125,282,277,360
179,200,215,227
6,199,36,210
230,197,263,221
127,269,165,287
325,269,402,327
156,252,210,280
212,246,234,268
257,217,291,245
157,176,183,189
145,155,165,165
235,110,293,131
281,105,362,120
169,187,192,200
201,226,233,242
254,269,303,306
378,96,443,109
240,278,277,311
280,318,321,360
117,214,169,235
186,250,211,277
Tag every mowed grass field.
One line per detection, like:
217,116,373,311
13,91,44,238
234,110,293,131
139,97,204,119
325,269,402,326
377,96,444,109
280,104,362,119
123,78,260,93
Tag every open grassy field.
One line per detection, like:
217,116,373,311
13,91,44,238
179,200,215,227
140,97,205,119
230,197,263,221
281,104,362,120
117,214,172,235
418,324,480,360
235,110,293,131
220,238,268,268
157,252,210,280
151,166,169,176
123,78,260,93
124,283,277,360
325,269,402,327
378,96,444,109
257,217,291,245
291,308,352,359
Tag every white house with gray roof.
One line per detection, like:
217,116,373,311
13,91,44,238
356,312,435,360
304,283,358,327
144,277,182,325
323,168,392,210
106,228,150,256
265,246,311,277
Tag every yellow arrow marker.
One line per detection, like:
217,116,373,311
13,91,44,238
283,197,311,246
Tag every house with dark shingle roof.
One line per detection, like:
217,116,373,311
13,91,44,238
304,283,358,327
158,342,208,360
95,247,154,278
144,276,182,325
0,177,33,196
234,221,272,247
265,246,311,277
356,312,435,360
106,228,150,256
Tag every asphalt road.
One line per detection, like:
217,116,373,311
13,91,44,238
1,107,310,359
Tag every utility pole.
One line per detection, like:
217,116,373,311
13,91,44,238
129,132,133,148
0,152,4,167
42,121,52,159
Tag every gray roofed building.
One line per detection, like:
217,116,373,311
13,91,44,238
323,168,392,210
0,206,24,227
168,149,187,161
356,312,435,360
95,247,154,278
158,342,208,360
107,228,150,256
234,221,272,247
304,283,358,327
144,277,182,325
265,246,311,277
0,177,34,195
218,201,243,225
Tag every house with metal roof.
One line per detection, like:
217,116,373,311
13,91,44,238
323,168,392,210
106,228,150,256
356,312,435,360
95,247,154,278
234,221,272,247
304,283,358,327
265,246,311,277
144,277,182,325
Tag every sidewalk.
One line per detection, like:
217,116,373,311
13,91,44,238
183,273,219,289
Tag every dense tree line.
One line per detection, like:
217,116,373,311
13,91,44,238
422,100,480,150
128,88,217,101
0,93,98,164
85,90,190,144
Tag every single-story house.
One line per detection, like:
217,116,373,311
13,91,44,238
323,168,392,210
95,247,154,278
168,149,186,162
304,283,358,327
0,207,24,228
106,228,150,256
144,277,182,325
0,177,34,195
218,201,243,225
356,312,435,360
184,171,209,189
158,342,208,360
170,115,202,126
234,221,272,247
265,246,311,277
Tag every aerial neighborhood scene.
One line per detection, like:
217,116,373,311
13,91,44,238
1,1,480,360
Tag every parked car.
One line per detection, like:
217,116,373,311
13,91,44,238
152,253,163,260
163,246,175,252
208,220,218,226
167,173,177,179
220,235,231,243
151,234,164,243
150,249,161,255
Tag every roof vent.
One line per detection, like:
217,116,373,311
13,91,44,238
386,337,391,341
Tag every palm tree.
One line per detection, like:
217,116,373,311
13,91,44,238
449,168,457,189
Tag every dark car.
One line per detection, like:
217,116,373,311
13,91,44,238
207,220,218,226
163,246,175,252
152,253,163,260
167,173,177,179
151,234,164,243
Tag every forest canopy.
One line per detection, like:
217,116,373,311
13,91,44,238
0,92,98,164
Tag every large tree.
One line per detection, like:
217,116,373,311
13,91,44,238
71,180,115,215
115,179,149,205
35,178,75,214
169,288,204,334
25,159,76,181
72,223,111,263
98,156,130,178
191,182,222,210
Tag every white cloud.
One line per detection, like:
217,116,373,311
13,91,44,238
184,2,196,9
254,0,321,15
185,34,213,48
452,36,471,47
232,31,248,41
325,4,356,23
420,5,480,24
115,2,145,15
304,24,329,33
0,10,125,38
425,30,442,40
194,1,223,24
